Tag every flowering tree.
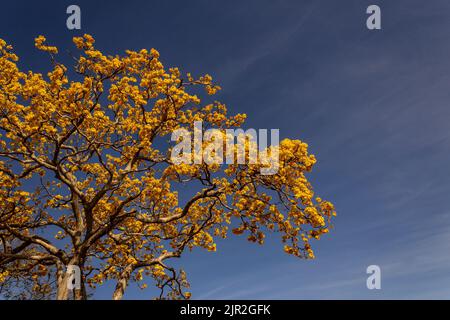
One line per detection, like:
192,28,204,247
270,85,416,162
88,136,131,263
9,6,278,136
0,35,335,300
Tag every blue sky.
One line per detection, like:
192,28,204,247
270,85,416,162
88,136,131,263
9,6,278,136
2,0,450,299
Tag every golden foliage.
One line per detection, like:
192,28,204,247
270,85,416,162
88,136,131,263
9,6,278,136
0,35,335,299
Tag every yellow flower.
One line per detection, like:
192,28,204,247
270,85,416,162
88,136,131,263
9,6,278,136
34,35,58,54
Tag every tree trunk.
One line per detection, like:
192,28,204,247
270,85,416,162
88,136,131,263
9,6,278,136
56,269,70,300
56,258,86,300
74,275,87,300
112,265,133,300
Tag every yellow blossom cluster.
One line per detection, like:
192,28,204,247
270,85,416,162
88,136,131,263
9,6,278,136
34,35,58,54
0,270,9,283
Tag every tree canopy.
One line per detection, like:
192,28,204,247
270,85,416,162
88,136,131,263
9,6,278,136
0,35,335,300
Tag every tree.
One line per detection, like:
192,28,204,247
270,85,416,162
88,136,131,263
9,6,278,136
0,35,335,300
